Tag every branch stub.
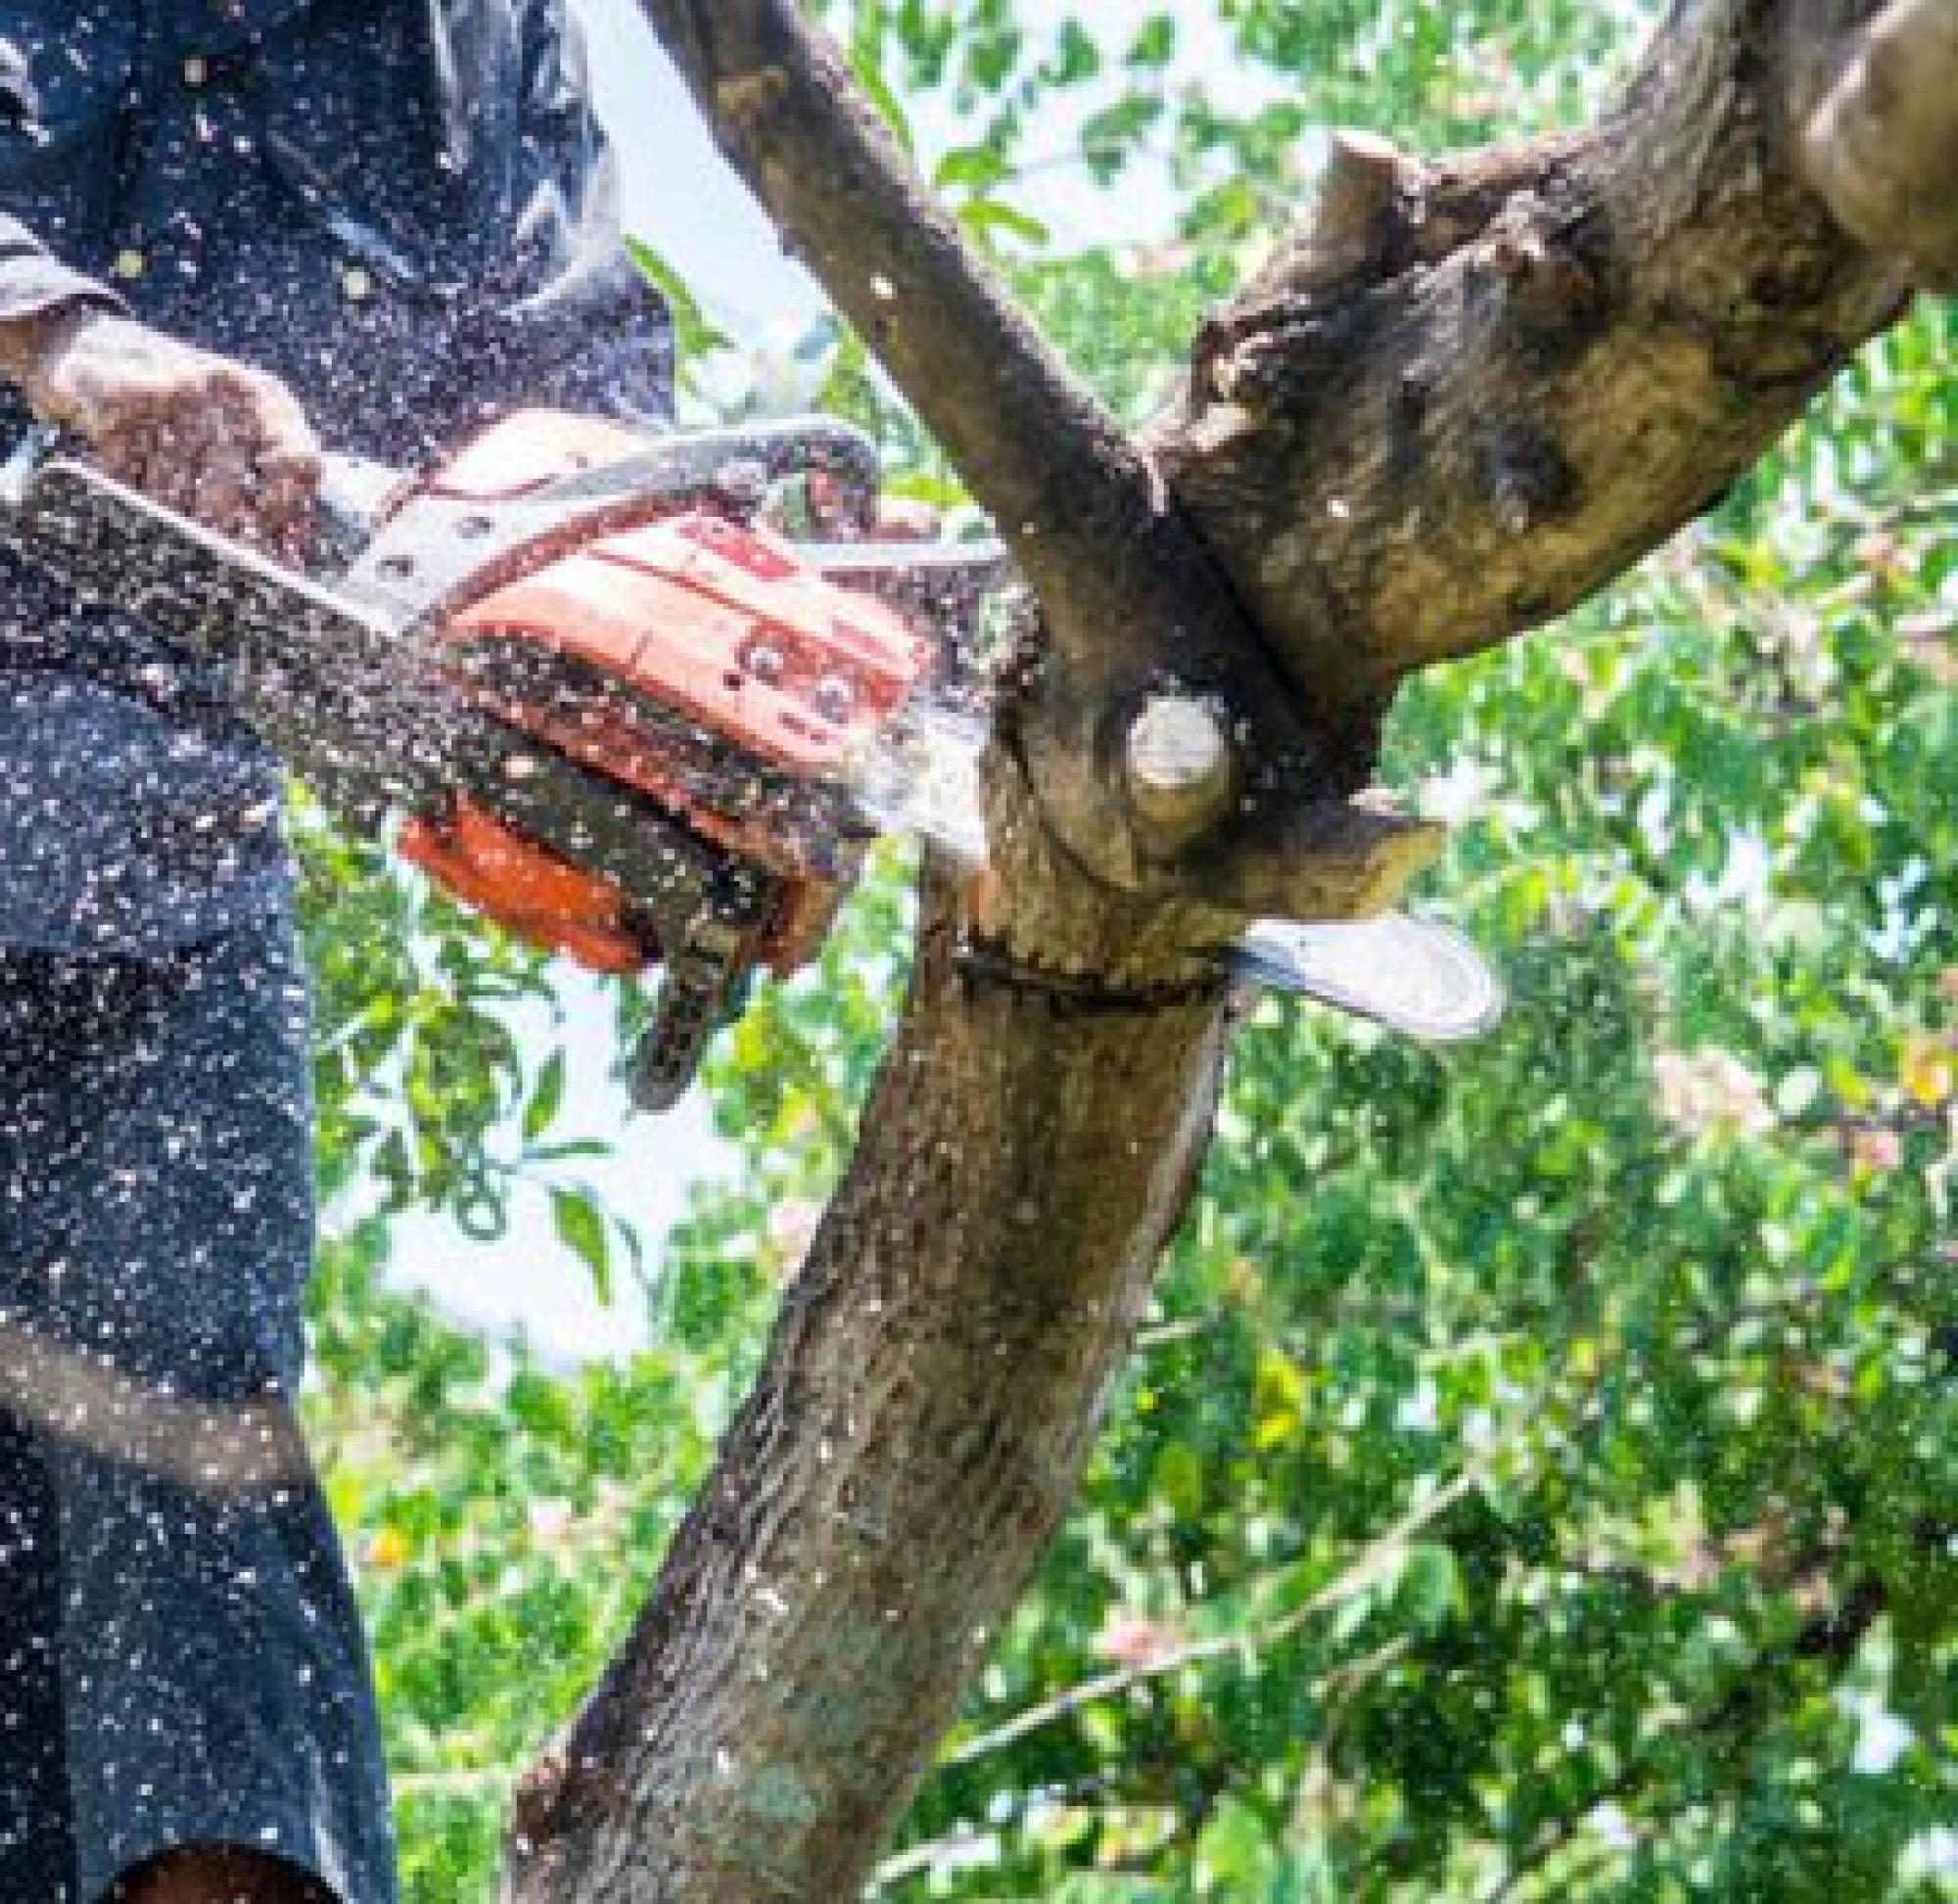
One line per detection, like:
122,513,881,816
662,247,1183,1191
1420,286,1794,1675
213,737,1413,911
1125,695,1240,853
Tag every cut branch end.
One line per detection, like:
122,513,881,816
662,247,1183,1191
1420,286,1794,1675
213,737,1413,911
1126,695,1241,854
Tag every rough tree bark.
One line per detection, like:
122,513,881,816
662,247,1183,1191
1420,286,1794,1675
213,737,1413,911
504,1,1952,1897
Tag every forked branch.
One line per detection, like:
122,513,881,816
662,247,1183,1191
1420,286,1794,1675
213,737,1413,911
635,0,1441,940
502,4,1951,1900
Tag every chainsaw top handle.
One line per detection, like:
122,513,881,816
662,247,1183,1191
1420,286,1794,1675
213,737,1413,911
316,414,884,545
527,416,884,532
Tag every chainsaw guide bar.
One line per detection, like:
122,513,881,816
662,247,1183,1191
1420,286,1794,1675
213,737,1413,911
1231,914,1506,1042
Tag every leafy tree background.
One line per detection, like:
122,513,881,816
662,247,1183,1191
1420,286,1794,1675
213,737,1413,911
290,2,1957,1896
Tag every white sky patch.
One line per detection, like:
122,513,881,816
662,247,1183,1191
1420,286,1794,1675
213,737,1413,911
578,0,1283,334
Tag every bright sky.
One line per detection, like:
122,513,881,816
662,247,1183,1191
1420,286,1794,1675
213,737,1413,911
384,0,1275,1362
576,0,1275,332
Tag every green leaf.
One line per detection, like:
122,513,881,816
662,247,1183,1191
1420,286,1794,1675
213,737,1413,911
523,1050,568,1145
1127,15,1178,70
956,198,1051,250
933,144,1009,193
1040,19,1101,87
624,237,732,383
850,45,917,157
551,1188,614,1305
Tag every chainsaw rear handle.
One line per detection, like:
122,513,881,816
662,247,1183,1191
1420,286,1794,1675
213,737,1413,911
310,415,896,640
4,414,891,597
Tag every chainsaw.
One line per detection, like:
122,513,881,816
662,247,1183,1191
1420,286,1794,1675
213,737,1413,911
0,410,1503,1109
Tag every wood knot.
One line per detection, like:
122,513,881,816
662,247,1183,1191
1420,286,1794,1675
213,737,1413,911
1126,695,1240,854
1481,425,1581,534
510,1747,573,1856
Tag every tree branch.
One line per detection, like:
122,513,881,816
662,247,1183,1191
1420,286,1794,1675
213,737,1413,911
630,1,1941,925
1154,0,1914,717
941,1463,1483,1770
630,0,1158,665
504,891,1235,1901
1800,0,1958,284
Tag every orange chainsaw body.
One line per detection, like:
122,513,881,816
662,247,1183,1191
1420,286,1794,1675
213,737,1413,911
396,412,935,977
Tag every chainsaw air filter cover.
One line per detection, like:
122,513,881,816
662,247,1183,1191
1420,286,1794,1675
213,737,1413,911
396,412,938,982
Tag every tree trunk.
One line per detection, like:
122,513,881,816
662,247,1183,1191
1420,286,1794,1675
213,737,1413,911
506,881,1232,1898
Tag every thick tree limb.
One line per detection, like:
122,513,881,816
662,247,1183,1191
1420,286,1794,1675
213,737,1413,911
505,888,1234,1901
632,0,1251,725
1800,0,1958,284
1154,0,1916,717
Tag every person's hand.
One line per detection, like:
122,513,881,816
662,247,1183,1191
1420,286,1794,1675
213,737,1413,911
11,309,321,558
803,467,942,542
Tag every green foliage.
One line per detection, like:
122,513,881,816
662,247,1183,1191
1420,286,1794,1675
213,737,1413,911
293,3,1956,1897
891,404,1958,1890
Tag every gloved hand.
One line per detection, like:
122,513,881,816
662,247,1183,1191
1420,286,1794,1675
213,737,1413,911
3,307,320,559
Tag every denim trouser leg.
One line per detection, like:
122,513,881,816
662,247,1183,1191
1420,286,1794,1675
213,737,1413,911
0,917,396,1903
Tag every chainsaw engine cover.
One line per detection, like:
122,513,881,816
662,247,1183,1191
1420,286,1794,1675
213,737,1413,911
405,413,937,975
